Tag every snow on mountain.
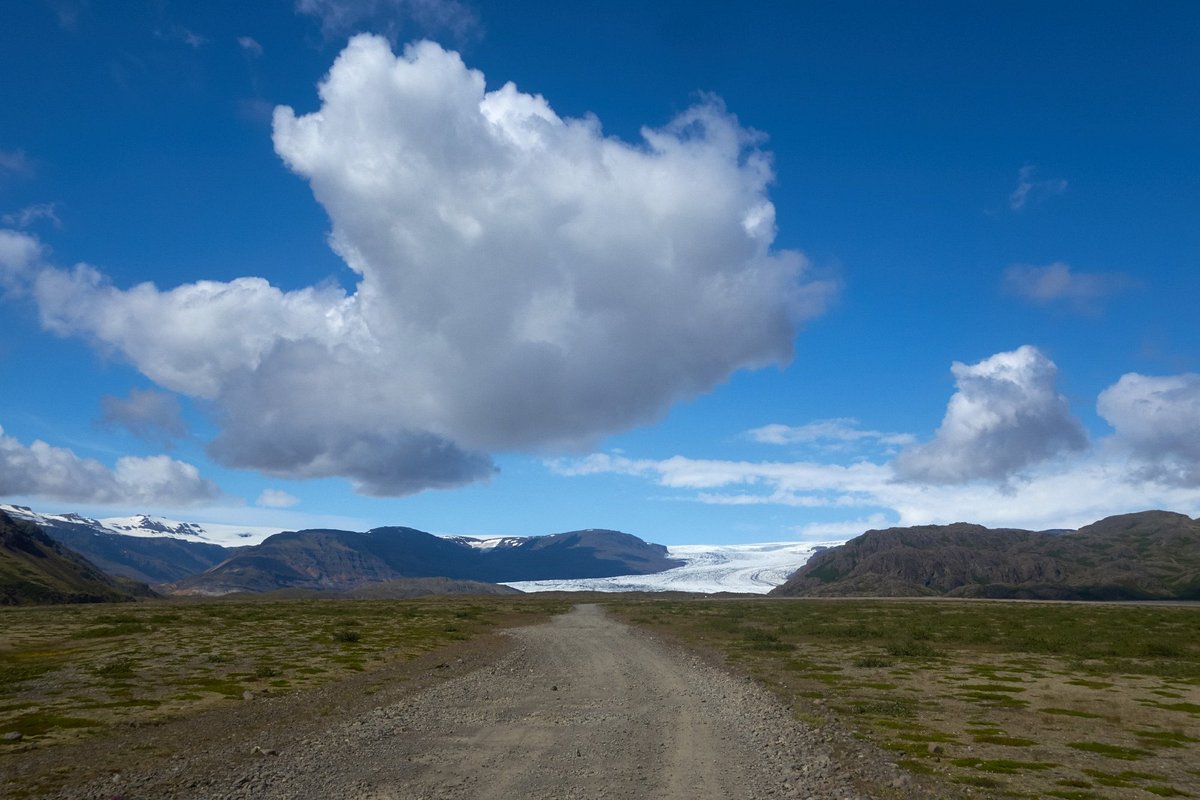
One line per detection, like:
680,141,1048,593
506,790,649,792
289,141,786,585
0,505,281,547
445,535,526,550
97,515,282,546
504,540,841,595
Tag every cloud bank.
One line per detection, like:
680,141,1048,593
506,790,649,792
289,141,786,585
554,345,1200,534
10,36,830,496
0,425,219,505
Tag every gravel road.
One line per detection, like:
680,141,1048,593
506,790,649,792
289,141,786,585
41,604,929,799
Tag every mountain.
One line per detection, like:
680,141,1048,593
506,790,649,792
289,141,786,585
173,527,683,595
770,511,1200,600
0,510,151,604
1,505,246,585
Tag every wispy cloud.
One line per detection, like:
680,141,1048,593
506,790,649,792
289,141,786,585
296,0,482,44
2,203,62,230
0,149,34,179
747,418,914,449
237,36,264,57
1009,164,1067,211
1002,262,1132,314
44,0,88,31
155,25,207,49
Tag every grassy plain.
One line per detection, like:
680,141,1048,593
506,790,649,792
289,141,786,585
611,597,1200,799
0,595,567,752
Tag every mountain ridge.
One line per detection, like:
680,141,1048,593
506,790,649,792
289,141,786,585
0,510,152,604
172,526,684,595
770,510,1200,600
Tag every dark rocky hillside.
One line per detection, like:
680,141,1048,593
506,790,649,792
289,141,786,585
771,511,1200,600
0,510,151,604
172,526,681,595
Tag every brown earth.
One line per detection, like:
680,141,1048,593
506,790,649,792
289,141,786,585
10,604,938,800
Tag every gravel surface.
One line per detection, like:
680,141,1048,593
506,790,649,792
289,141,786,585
34,604,947,799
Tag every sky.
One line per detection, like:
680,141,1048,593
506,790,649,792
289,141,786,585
0,0,1198,544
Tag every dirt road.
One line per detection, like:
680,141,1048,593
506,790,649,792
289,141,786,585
45,605,914,799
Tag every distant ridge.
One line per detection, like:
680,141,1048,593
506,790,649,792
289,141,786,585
2,506,240,585
770,510,1200,600
0,510,152,604
172,527,683,595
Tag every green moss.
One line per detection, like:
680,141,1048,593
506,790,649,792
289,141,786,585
896,758,935,775
973,734,1037,747
5,712,101,737
951,758,1058,774
1040,707,1103,719
1135,730,1199,747
1067,741,1153,760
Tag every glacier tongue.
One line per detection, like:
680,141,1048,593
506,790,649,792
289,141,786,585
503,540,841,595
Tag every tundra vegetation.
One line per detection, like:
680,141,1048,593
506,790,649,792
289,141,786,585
3,595,1197,800
0,597,566,772
611,598,1200,800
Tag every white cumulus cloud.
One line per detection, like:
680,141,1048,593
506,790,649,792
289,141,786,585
24,37,831,496
1098,372,1200,486
893,346,1087,484
0,425,219,505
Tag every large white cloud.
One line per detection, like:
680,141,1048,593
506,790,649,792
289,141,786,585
0,425,219,505
893,345,1087,483
1098,372,1200,486
21,37,831,496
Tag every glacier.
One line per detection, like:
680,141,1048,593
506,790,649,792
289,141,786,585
503,540,840,595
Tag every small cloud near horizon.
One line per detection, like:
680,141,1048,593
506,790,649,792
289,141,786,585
257,488,300,508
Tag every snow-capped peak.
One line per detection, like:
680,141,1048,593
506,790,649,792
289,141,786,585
1,504,282,547
445,535,526,550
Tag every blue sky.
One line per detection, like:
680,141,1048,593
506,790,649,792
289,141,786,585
1,1,1197,544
